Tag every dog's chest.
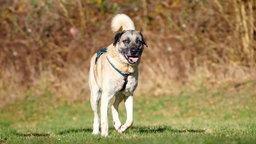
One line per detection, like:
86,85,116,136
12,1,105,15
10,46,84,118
119,76,137,95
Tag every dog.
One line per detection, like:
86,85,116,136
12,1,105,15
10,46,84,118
89,14,147,136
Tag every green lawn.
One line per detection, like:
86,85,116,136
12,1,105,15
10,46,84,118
1,83,256,144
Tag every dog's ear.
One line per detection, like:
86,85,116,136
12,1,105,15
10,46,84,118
113,31,125,46
140,32,148,47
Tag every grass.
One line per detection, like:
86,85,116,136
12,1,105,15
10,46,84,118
1,82,256,144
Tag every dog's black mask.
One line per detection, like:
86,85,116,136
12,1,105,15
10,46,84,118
113,30,147,64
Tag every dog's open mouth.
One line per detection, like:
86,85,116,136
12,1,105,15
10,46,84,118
124,54,139,64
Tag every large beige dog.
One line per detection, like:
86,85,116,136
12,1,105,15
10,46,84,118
89,14,147,136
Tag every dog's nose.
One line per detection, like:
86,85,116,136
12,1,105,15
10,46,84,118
131,48,138,54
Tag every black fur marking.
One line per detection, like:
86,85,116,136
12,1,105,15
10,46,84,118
139,32,148,47
113,31,125,46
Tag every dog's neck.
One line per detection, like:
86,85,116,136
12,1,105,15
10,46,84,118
107,44,138,75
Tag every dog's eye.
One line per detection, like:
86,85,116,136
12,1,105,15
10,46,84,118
136,38,142,45
123,39,130,44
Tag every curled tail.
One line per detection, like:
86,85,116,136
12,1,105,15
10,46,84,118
111,14,135,33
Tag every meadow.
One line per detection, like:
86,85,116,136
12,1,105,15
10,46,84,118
1,81,256,143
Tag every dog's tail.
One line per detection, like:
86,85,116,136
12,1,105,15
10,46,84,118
111,14,135,33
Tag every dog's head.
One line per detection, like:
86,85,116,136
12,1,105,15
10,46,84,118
113,30,147,65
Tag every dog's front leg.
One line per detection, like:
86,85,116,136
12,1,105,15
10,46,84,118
112,95,124,131
100,92,113,137
118,95,133,133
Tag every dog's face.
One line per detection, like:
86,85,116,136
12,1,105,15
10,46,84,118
113,30,147,64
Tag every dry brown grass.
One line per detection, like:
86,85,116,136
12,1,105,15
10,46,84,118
0,0,255,106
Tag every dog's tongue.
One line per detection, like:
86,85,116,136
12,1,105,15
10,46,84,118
129,57,139,63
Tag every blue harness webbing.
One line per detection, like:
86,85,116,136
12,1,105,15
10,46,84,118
95,47,108,64
95,48,130,91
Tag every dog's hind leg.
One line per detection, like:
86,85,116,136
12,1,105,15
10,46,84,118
90,88,101,135
112,94,124,131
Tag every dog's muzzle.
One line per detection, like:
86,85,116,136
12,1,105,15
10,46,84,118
123,48,142,64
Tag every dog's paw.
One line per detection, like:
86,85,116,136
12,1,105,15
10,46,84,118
101,132,108,137
113,121,122,131
117,125,128,133
92,130,100,135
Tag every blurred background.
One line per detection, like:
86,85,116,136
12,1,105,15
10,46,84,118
0,0,255,107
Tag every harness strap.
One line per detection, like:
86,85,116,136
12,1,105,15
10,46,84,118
106,56,130,91
95,47,130,91
95,47,108,64
106,57,129,78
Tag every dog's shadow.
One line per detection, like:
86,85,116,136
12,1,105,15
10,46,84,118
57,126,205,135
15,126,205,137
58,128,92,135
131,126,205,134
